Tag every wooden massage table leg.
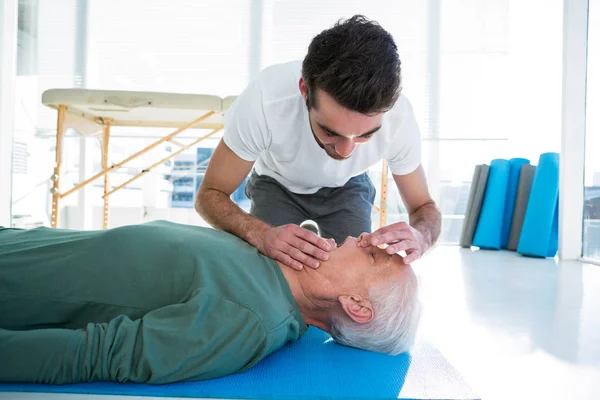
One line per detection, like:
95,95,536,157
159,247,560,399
61,112,215,200
379,159,389,229
101,121,111,229
50,105,66,228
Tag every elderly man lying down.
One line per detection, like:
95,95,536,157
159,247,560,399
0,220,421,385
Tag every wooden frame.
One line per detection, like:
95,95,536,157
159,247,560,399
371,160,389,228
42,89,233,229
49,110,222,229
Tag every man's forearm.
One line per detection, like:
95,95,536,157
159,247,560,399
409,202,441,250
195,188,270,249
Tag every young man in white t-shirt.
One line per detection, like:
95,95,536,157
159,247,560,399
196,15,441,271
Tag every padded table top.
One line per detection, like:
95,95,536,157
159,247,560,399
42,89,237,135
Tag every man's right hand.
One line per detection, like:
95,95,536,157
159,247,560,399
258,224,333,270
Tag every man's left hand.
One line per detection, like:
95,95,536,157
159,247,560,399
358,222,428,264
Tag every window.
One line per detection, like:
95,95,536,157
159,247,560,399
12,141,29,174
173,176,194,187
172,192,194,202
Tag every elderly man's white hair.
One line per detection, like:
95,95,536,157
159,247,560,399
329,276,421,355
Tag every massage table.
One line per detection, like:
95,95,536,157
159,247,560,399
41,89,236,229
40,88,391,230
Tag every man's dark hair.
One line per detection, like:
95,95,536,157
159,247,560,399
302,15,402,115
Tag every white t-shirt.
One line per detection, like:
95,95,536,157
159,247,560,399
223,61,422,194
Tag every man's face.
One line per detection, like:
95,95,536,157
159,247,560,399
300,79,383,160
326,236,414,292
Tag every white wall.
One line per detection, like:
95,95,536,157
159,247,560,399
0,0,18,226
558,0,588,260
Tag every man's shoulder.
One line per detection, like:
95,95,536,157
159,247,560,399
379,94,418,136
256,60,303,104
387,94,416,119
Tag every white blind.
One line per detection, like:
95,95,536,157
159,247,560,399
86,0,252,97
12,141,28,174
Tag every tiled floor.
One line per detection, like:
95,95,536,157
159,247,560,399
415,246,600,400
2,246,599,400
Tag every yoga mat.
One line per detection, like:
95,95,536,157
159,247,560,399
501,158,530,249
472,159,510,250
507,165,537,251
459,164,490,248
517,152,560,258
0,327,478,400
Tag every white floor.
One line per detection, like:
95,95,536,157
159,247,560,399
415,246,600,400
2,246,599,400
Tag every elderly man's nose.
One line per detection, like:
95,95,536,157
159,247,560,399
339,236,358,247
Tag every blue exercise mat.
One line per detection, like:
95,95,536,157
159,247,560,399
501,158,530,249
472,159,510,249
0,327,478,400
517,152,560,258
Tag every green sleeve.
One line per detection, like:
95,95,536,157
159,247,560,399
0,291,268,384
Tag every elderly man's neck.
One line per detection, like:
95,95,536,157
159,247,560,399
276,261,335,332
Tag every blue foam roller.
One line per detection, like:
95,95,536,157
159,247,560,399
517,152,560,258
472,159,510,250
501,158,530,249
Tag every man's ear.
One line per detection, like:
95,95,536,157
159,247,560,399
338,295,373,324
299,77,308,99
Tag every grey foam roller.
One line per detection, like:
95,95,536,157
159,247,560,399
507,164,536,251
459,164,490,247
459,165,482,247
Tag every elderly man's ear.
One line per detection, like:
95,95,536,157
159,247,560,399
338,295,374,324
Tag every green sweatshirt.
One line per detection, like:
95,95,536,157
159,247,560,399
0,221,308,384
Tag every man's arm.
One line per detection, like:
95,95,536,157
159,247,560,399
195,140,331,270
394,164,441,249
359,165,441,263
195,139,267,248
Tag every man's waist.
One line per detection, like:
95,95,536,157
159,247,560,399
251,169,335,194
251,168,368,195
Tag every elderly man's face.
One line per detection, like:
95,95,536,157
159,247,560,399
327,236,413,291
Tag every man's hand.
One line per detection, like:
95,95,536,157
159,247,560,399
257,224,333,270
358,222,429,264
